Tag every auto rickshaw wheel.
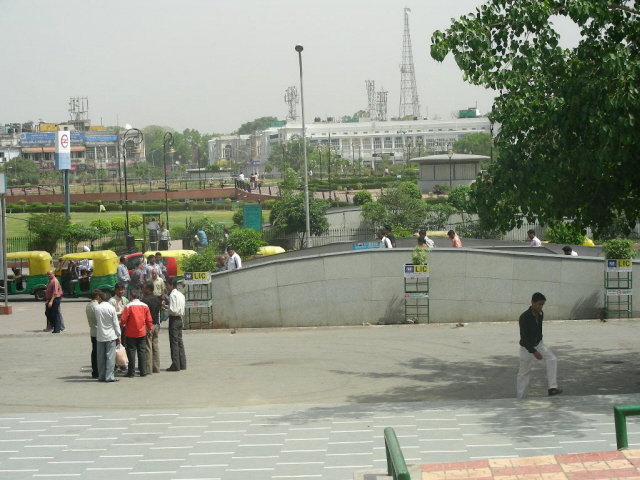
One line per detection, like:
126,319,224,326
34,289,46,301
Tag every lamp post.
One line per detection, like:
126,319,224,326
163,132,174,229
316,145,323,181
417,137,423,157
121,127,143,251
447,146,453,189
295,44,311,248
405,138,412,166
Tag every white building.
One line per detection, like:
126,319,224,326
208,117,492,176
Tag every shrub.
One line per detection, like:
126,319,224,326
456,222,502,240
227,228,265,258
104,203,122,212
90,219,112,235
179,245,220,272
545,222,586,245
232,209,243,226
262,199,276,210
601,238,637,259
353,190,373,206
110,217,126,233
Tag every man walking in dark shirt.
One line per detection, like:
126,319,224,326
517,292,562,399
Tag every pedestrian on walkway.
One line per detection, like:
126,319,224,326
85,295,99,378
447,230,462,248
44,270,64,333
166,278,186,372
120,291,153,378
94,289,121,382
528,229,542,247
225,246,242,270
142,281,162,375
376,230,393,248
117,256,131,294
517,292,563,399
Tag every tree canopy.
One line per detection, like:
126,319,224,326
361,181,427,231
431,0,640,235
236,116,278,135
1,157,40,185
269,193,330,249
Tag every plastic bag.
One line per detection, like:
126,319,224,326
115,343,128,368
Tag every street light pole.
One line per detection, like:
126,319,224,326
163,132,174,229
121,127,143,253
447,146,453,189
295,44,311,248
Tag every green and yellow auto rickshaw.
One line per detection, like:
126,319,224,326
3,251,53,300
56,250,119,298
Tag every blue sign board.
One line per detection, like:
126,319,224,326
19,132,85,146
86,135,118,143
353,241,382,250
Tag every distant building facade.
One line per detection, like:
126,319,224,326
0,121,144,176
208,116,492,177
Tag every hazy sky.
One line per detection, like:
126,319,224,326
0,1,571,135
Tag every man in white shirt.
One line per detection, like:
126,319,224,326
376,230,392,248
93,289,121,382
165,278,186,372
562,246,578,256
527,229,542,247
225,246,242,271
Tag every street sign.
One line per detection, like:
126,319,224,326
353,241,382,250
606,289,633,296
404,264,429,278
404,292,429,299
185,299,213,308
605,259,633,272
184,272,211,284
55,130,71,170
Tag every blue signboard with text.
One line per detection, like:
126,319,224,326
19,132,85,146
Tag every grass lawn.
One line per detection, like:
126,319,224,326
3,210,270,238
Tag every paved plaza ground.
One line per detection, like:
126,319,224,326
0,296,639,479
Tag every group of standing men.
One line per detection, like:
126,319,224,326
86,253,187,382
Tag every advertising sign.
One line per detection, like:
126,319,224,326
20,132,84,146
55,130,71,170
0,173,6,195
352,241,382,250
404,264,429,278
605,259,633,272
183,272,211,284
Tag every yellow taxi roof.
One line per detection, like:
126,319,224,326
60,250,119,261
7,251,52,261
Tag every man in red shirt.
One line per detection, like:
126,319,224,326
45,270,64,333
120,291,153,377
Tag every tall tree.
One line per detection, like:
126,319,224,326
431,1,640,235
453,133,492,157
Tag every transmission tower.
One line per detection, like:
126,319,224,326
68,96,89,121
377,89,388,121
398,8,420,119
284,86,299,121
366,80,377,120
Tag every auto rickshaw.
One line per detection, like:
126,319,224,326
2,251,53,300
56,250,119,298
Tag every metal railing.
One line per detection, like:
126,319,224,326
384,427,411,480
614,404,640,450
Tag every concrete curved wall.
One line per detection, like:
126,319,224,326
206,248,634,328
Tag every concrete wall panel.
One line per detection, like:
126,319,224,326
203,249,636,328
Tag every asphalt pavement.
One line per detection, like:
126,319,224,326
1,295,639,480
